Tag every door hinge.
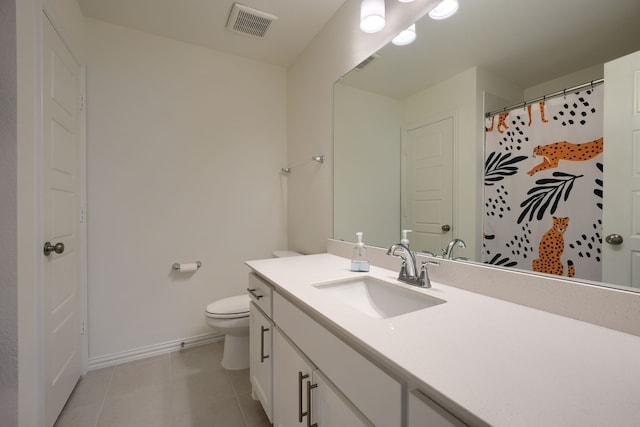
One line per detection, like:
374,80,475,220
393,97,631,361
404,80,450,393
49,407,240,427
79,207,85,224
80,320,85,335
79,95,85,111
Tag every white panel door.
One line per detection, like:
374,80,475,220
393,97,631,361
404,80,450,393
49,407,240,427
42,14,83,426
403,117,454,253
603,50,640,288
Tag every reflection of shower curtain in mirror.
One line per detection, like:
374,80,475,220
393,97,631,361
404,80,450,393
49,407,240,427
483,85,603,282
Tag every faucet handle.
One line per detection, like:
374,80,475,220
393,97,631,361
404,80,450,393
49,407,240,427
419,261,431,288
399,260,409,279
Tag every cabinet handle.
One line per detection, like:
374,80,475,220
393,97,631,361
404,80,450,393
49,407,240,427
260,326,270,362
246,288,263,299
298,371,309,422
306,380,318,427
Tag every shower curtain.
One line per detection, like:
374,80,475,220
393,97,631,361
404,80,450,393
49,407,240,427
483,84,603,282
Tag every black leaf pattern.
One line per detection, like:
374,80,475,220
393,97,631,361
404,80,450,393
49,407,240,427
594,162,603,210
484,253,518,267
484,152,528,186
517,172,583,224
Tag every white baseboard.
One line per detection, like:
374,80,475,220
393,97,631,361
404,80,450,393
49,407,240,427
87,332,224,371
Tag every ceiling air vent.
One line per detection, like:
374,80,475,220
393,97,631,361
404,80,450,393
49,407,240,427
226,3,278,39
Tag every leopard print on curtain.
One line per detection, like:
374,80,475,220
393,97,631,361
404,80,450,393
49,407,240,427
483,84,603,282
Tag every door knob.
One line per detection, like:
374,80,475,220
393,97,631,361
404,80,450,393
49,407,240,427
44,241,65,256
605,234,623,245
442,224,451,233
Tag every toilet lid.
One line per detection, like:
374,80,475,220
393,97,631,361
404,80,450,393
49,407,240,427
205,294,250,319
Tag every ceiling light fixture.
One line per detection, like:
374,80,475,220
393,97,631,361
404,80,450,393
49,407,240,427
360,0,386,33
392,24,416,45
428,0,459,20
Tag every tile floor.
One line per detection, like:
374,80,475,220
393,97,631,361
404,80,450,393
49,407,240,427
54,341,272,427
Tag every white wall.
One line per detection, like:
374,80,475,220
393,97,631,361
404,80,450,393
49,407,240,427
287,0,441,254
1,0,18,424
85,19,287,360
333,84,401,247
525,64,603,100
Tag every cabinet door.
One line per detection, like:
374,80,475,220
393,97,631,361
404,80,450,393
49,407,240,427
250,303,273,422
273,328,315,427
408,389,466,427
310,370,373,427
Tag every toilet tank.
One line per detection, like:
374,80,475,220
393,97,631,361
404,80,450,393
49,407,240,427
272,250,302,258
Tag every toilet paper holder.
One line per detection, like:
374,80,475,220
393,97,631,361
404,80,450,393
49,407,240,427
172,261,202,271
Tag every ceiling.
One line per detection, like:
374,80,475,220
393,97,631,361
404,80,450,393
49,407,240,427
342,0,640,98
76,0,348,67
77,0,640,91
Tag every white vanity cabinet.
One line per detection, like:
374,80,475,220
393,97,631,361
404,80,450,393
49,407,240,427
248,273,274,422
273,292,402,427
273,328,371,427
249,272,402,427
408,389,466,427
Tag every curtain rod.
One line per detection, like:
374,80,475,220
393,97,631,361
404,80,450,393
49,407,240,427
485,78,604,118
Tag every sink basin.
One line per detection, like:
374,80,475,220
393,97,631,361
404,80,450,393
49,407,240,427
313,276,445,319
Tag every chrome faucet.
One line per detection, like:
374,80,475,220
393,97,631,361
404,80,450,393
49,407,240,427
387,244,416,277
443,238,466,259
387,243,432,288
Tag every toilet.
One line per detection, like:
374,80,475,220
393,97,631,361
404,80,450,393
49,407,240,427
205,294,251,370
205,250,301,370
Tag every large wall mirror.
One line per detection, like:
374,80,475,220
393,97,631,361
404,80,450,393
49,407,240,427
334,0,640,292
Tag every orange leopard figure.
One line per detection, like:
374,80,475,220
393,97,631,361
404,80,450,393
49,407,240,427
527,137,603,176
486,116,495,132
527,101,550,126
532,217,575,277
497,112,510,133
540,101,549,123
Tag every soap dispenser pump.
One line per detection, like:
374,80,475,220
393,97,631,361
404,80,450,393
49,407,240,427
401,229,412,247
350,232,370,272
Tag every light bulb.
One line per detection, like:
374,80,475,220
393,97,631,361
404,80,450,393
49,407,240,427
392,24,416,46
429,0,459,20
360,0,386,33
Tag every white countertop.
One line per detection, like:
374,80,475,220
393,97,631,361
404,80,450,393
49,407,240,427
246,253,640,426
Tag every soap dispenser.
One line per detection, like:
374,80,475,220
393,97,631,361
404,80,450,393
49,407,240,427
350,232,370,272
401,229,412,247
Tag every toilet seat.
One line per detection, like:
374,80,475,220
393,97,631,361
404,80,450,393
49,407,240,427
205,294,250,319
